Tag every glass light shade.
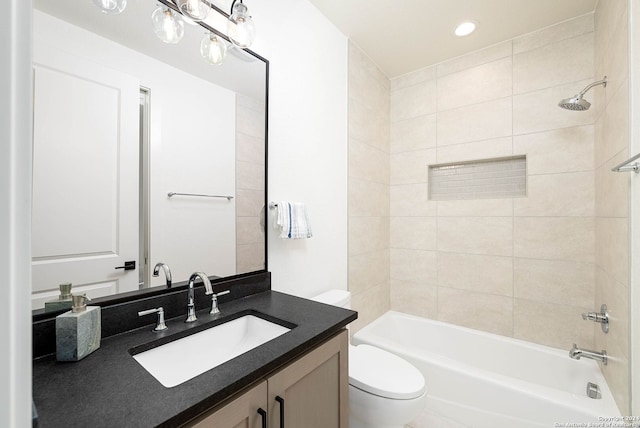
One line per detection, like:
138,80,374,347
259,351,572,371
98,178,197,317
91,0,127,15
227,2,255,48
151,7,185,44
175,0,210,22
200,33,227,65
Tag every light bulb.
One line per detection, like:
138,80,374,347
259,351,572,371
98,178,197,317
200,33,227,65
91,0,127,15
175,0,210,22
227,2,255,48
151,7,185,44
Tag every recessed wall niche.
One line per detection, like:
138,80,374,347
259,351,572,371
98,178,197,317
428,155,527,200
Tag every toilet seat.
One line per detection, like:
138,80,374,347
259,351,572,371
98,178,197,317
349,344,426,400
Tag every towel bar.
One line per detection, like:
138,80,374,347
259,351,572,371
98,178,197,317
167,192,233,200
611,153,640,174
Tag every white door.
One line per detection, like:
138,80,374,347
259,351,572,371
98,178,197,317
31,44,140,309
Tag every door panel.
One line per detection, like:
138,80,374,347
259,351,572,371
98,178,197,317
32,43,140,309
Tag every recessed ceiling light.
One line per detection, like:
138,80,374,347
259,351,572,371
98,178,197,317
454,21,477,37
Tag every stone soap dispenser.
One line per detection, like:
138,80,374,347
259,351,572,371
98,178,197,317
55,295,101,362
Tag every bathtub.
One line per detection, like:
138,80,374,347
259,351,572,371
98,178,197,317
351,311,621,428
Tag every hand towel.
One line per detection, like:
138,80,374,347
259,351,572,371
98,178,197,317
274,201,312,239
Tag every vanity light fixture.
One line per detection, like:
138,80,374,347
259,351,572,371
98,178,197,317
175,0,210,22
91,0,127,15
151,6,185,44
200,32,228,65
454,21,477,37
228,0,256,48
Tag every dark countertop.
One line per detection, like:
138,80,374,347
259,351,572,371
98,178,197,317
33,290,357,428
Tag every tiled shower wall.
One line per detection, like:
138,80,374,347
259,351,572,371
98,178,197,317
348,41,391,334
594,0,630,414
236,94,266,273
389,14,598,349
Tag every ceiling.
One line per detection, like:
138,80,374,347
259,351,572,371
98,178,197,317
308,0,598,78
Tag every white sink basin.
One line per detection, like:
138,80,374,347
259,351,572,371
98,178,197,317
132,315,291,387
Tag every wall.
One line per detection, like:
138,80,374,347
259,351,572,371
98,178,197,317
236,94,266,273
252,0,349,298
594,0,631,415
389,14,598,350
347,42,391,333
1,0,33,425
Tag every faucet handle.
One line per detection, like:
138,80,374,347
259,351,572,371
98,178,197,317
138,307,168,332
210,290,231,315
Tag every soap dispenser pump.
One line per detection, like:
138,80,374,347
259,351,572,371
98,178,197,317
55,294,101,362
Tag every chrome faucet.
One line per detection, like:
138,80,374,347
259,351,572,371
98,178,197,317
153,262,172,288
185,272,213,323
210,290,231,315
569,343,607,365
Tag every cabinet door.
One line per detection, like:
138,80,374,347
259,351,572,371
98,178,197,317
268,330,349,428
186,381,268,428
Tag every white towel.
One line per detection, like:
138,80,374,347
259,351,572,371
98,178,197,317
275,201,312,239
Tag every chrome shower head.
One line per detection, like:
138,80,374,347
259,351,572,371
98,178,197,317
558,94,591,111
558,76,607,111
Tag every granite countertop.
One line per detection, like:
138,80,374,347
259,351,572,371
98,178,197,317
33,290,357,427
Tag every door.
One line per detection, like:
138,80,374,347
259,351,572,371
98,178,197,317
31,43,140,309
186,381,268,428
268,330,349,428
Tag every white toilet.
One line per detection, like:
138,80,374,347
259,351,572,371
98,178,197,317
311,290,427,428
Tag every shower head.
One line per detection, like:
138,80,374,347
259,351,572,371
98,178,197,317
558,76,607,111
558,94,591,111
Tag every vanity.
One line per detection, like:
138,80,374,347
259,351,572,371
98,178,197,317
33,274,356,427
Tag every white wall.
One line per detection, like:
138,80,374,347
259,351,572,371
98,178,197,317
1,0,33,426
250,0,349,297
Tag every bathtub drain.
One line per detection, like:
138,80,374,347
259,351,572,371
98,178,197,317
586,382,601,399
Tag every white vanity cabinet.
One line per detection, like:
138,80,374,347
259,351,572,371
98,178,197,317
185,330,349,428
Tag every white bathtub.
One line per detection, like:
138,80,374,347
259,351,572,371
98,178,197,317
352,311,621,428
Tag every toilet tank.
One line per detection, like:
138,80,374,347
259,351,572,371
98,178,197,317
310,289,351,309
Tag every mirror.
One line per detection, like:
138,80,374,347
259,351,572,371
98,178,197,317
31,0,268,312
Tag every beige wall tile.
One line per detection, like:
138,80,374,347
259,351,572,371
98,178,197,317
236,243,264,272
349,97,389,150
436,136,512,164
236,189,263,217
514,258,594,307
595,150,630,218
437,97,512,146
514,217,594,263
437,198,513,217
437,252,513,296
390,217,436,250
350,282,391,335
348,216,389,257
390,279,437,319
513,79,595,135
349,249,389,295
438,287,513,336
595,217,629,287
237,216,264,245
513,33,594,95
237,161,265,191
603,11,628,104
513,125,594,174
514,299,594,349
390,184,436,217
599,80,629,167
349,139,389,184
349,178,389,217
595,0,627,66
390,148,436,185
390,114,437,153
514,171,594,217
438,57,512,112
236,133,265,165
390,248,436,283
437,217,513,256
391,66,436,91
437,41,512,77
514,13,594,55
391,80,437,122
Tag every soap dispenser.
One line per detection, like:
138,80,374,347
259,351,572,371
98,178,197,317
55,295,101,362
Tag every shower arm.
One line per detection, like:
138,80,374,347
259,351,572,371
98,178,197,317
578,77,607,96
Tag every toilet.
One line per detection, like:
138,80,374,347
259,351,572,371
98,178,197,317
311,290,427,428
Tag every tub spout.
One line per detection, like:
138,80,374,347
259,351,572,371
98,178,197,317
569,343,607,365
